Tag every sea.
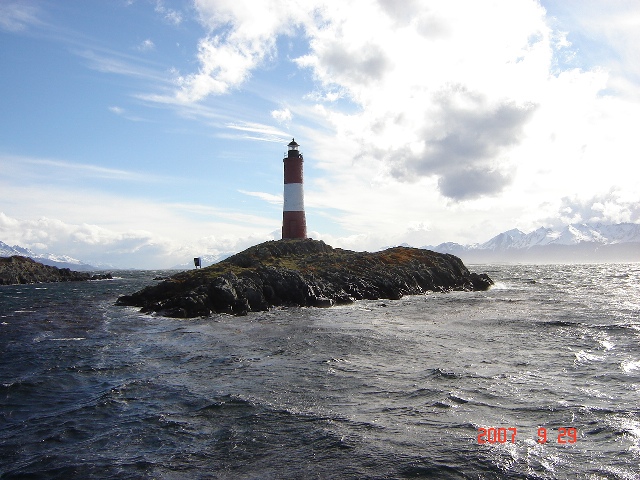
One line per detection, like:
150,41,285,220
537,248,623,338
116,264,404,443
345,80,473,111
1,264,639,479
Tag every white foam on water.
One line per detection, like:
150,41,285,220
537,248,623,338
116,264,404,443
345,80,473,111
594,331,615,351
574,350,605,364
621,359,640,373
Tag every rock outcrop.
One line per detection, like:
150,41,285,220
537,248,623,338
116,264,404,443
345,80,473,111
0,256,112,285
117,239,493,318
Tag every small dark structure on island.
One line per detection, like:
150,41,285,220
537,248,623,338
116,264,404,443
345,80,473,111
193,257,202,269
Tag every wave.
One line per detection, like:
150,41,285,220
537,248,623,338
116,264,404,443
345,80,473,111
197,394,257,412
621,359,640,373
574,350,606,364
542,320,583,327
428,367,460,379
448,392,470,404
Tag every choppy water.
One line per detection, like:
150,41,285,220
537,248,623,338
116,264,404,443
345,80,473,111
1,264,639,479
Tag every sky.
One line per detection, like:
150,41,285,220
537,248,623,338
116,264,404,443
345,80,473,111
1,0,639,268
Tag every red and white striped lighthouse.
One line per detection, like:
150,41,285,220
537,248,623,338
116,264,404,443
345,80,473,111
282,138,307,239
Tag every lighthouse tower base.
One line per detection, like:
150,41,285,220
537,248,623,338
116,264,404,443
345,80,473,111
282,211,307,239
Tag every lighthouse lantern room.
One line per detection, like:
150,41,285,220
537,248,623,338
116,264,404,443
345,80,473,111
282,138,307,239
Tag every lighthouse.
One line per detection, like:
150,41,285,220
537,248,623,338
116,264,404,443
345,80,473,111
282,138,307,239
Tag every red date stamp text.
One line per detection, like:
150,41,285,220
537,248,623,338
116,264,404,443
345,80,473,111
477,427,578,444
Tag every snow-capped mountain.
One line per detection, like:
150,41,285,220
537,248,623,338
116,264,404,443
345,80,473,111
479,223,640,249
0,241,96,270
426,223,640,263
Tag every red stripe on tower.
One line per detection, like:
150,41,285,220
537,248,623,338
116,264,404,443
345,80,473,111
282,138,307,239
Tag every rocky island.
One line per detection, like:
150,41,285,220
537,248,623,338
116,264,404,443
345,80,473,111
0,256,112,285
117,239,493,318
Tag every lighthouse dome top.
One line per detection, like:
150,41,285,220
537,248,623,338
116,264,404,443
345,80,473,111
288,138,299,150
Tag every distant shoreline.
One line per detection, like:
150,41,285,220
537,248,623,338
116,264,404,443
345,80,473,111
0,256,112,285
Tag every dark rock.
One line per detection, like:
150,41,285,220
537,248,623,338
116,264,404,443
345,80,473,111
116,239,494,318
312,296,334,308
470,272,493,291
0,256,112,285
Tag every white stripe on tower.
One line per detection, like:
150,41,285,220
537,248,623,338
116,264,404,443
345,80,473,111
283,183,304,211
282,138,307,239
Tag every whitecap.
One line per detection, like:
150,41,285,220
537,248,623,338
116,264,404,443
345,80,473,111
597,338,615,351
574,350,604,364
621,359,640,373
576,387,614,399
601,340,615,351
608,416,640,459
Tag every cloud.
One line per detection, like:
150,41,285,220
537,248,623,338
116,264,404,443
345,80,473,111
174,0,305,102
385,89,536,200
0,154,159,183
0,3,42,32
224,121,290,142
437,168,514,202
154,1,183,26
557,191,640,225
175,0,322,102
0,212,157,264
174,33,275,102
108,105,125,115
137,39,155,51
239,190,282,205
107,105,147,122
75,49,167,82
299,41,391,86
0,204,280,269
271,108,292,123
543,0,640,96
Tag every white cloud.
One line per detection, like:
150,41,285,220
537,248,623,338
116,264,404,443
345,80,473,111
0,153,160,183
174,35,272,101
154,1,183,26
137,38,155,51
108,105,124,115
75,49,167,82
224,121,289,142
239,190,282,205
542,0,640,96
175,0,317,102
0,197,281,269
554,190,640,226
271,108,292,123
107,105,148,122
0,3,42,32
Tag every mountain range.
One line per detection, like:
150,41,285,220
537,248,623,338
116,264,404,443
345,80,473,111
0,241,96,271
426,223,640,264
